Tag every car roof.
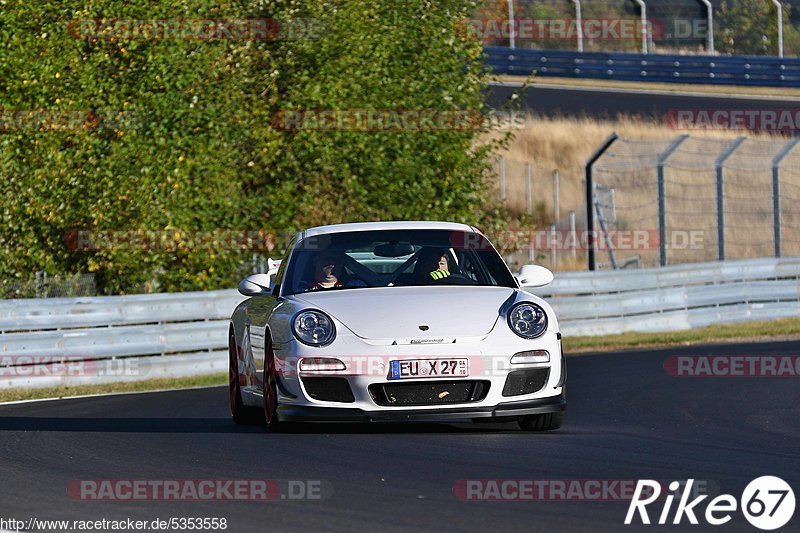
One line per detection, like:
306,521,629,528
302,221,480,239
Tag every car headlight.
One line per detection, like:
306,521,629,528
507,302,548,339
293,310,336,346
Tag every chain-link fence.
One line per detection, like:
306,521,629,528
590,134,800,270
493,134,800,272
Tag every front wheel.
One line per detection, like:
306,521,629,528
229,334,264,425
263,338,284,432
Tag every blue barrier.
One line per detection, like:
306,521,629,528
484,46,800,87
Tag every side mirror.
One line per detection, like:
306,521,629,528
516,264,554,288
238,273,274,297
238,258,283,297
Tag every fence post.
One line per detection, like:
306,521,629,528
553,170,560,223
656,135,689,267
508,0,516,50
715,137,746,262
569,211,577,262
550,225,557,270
498,156,507,204
772,138,800,258
572,0,584,52
772,0,784,57
633,0,648,54
525,162,533,215
585,133,619,271
699,0,715,54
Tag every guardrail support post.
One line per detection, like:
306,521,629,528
585,133,619,271
572,0,584,52
697,0,715,54
656,135,689,267
633,0,648,54
715,137,746,262
508,0,516,50
772,0,784,57
772,138,800,258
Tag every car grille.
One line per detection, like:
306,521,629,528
302,377,355,403
369,380,489,407
502,368,550,397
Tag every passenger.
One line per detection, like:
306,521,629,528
416,248,452,282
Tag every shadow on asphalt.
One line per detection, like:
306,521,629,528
0,416,571,435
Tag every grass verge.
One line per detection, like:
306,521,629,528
564,317,800,354
0,373,227,404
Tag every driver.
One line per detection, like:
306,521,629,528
303,252,346,291
303,251,367,291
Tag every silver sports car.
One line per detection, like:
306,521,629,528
229,221,566,431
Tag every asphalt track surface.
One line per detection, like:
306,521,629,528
1,340,798,532
487,83,800,121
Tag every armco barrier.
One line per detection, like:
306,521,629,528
484,46,800,87
527,257,800,336
1,257,799,389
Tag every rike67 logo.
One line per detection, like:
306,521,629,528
626,477,795,530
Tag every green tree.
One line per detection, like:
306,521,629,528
718,0,789,56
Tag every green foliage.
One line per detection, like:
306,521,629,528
0,0,504,295
718,0,793,56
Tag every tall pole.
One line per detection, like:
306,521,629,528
771,139,800,258
656,135,689,267
633,0,648,54
772,0,784,57
715,137,746,262
585,133,619,271
508,0,516,50
572,0,584,52
698,0,714,54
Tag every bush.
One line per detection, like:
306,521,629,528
0,0,504,295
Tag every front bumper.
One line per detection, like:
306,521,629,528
277,393,566,423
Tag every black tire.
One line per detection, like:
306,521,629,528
517,411,565,431
263,337,285,432
229,334,264,425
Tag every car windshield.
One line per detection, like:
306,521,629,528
283,229,516,295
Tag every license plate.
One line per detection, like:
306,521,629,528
388,359,469,380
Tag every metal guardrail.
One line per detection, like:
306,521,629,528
484,46,800,87
528,257,800,336
0,290,244,389
1,257,798,389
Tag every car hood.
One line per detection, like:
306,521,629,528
292,286,516,342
